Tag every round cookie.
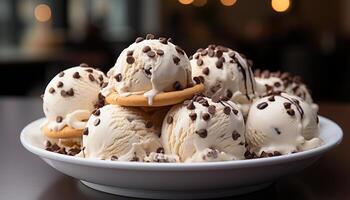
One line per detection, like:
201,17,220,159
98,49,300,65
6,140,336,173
42,125,83,139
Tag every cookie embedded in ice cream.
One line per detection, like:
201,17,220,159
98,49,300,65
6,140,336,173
41,64,107,153
103,34,204,107
254,70,318,112
190,45,257,115
161,94,246,162
245,93,322,158
81,105,163,161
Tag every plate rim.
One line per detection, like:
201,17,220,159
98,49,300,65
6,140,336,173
20,116,343,171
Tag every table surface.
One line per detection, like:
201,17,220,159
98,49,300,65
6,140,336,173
1,97,349,200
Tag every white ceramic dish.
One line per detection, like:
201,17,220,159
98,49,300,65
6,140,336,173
20,117,342,199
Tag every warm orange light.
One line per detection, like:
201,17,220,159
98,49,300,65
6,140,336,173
220,0,237,6
193,0,207,7
178,0,194,5
34,4,52,22
271,0,290,12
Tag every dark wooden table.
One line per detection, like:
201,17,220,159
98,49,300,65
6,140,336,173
0,97,349,200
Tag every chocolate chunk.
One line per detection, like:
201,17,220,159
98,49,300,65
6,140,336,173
287,109,295,116
142,45,151,53
208,49,215,57
201,100,209,107
283,102,291,109
147,51,156,58
88,74,95,82
135,37,144,43
197,58,204,66
156,147,165,154
146,33,155,40
156,49,164,55
215,59,223,69
73,72,80,79
93,109,100,116
101,82,108,88
274,128,281,135
193,76,202,84
66,88,74,96
167,116,173,124
208,105,216,114
173,81,182,90
195,129,208,138
59,72,64,77
216,50,223,58
189,112,197,120
98,75,104,82
218,57,225,63
115,73,122,82
226,90,233,98
51,144,60,152
111,155,118,161
159,37,167,44
145,121,153,128
57,81,63,88
257,102,268,110
56,116,63,123
274,151,282,156
175,45,184,55
83,128,89,136
60,90,67,97
173,56,180,65
268,96,275,102
94,118,100,126
202,113,210,121
232,109,238,115
67,148,80,156
274,82,281,87
126,56,135,64
202,67,209,75
232,131,240,140
80,63,89,68
223,106,231,115
187,101,195,110
212,95,221,103
49,87,55,94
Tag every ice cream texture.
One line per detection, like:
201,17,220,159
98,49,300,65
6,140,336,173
161,94,246,162
42,65,107,132
103,34,192,105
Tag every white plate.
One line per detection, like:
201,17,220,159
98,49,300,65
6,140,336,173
20,117,342,199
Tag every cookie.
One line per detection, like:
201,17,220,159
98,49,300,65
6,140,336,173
42,125,83,139
106,84,204,107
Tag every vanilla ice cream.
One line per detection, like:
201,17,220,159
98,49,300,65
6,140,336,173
255,70,318,112
190,45,257,114
81,105,163,161
245,93,322,157
103,34,192,105
42,65,107,132
161,94,246,162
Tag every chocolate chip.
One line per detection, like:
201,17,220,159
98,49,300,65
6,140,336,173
173,56,180,65
60,90,67,97
111,155,118,161
287,109,295,116
58,72,64,77
167,116,173,124
202,113,210,121
175,45,184,55
187,101,195,110
274,82,281,87
201,49,208,56
80,63,89,68
135,37,144,43
189,112,197,120
196,129,208,138
212,95,221,103
147,51,156,58
142,45,151,53
202,100,209,107
208,105,216,115
232,131,240,140
98,75,104,82
146,33,155,40
93,109,100,116
94,118,100,126
66,88,74,96
73,72,80,79
49,87,55,94
216,59,223,69
156,49,164,55
145,121,153,128
83,128,89,136
284,102,291,109
223,106,231,115
268,96,275,102
274,151,282,156
257,102,268,110
56,116,63,123
156,147,165,154
226,90,233,99
126,56,135,64
202,67,209,75
216,50,223,58
57,81,63,88
115,73,122,82
88,74,95,82
274,128,281,135
197,58,203,66
208,49,215,57
159,37,167,44
101,82,108,88
193,76,202,84
173,81,182,90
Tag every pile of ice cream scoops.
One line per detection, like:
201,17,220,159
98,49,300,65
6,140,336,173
41,34,322,163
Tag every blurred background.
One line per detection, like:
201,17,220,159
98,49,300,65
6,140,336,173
0,0,348,102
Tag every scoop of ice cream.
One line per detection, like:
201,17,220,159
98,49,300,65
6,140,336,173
42,65,107,131
245,93,322,157
161,94,246,162
190,45,257,114
254,70,318,112
81,105,162,161
103,35,192,105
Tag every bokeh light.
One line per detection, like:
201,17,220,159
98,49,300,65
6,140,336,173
178,0,194,5
271,0,291,13
220,0,237,7
34,4,52,22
